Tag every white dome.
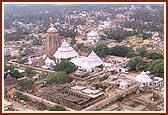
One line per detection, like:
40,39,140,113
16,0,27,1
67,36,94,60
53,40,78,59
135,71,152,83
87,51,103,68
70,51,103,69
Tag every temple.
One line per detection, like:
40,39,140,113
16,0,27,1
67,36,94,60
44,17,61,58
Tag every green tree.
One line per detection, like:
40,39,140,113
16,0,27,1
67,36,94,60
14,92,22,97
109,45,133,57
47,71,70,85
23,68,36,78
94,43,109,58
126,57,147,71
10,70,23,79
14,92,27,101
147,59,164,78
142,33,153,40
146,52,164,60
77,44,93,52
19,95,28,101
137,48,148,57
17,79,34,91
48,105,66,111
104,28,136,42
5,65,23,79
126,52,137,58
54,62,77,74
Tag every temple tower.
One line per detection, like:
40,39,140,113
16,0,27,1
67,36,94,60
45,17,61,58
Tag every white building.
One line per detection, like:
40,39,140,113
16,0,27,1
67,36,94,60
135,71,152,86
87,31,99,43
53,40,79,63
119,80,128,89
70,51,103,72
41,57,56,70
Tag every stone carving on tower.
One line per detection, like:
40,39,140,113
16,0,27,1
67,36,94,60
44,17,61,58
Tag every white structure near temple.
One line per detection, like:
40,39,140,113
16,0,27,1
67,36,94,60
42,54,47,59
41,57,56,70
87,31,99,43
152,77,164,86
135,71,152,86
70,51,103,72
53,40,78,63
119,80,128,89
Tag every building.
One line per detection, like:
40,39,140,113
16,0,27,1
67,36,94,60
44,17,61,58
135,71,152,86
87,31,99,43
70,51,103,72
119,80,128,89
40,84,105,110
53,40,79,63
41,57,56,70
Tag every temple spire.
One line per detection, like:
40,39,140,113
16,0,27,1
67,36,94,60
50,16,53,25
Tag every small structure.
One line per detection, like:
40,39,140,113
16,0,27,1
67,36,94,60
42,57,56,70
135,71,152,86
42,54,47,59
119,80,128,89
152,77,163,86
53,40,79,63
87,31,99,43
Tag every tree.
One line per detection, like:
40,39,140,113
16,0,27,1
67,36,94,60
142,33,152,40
17,79,34,91
126,57,147,71
48,105,66,111
10,70,23,79
109,45,133,57
147,59,164,78
94,43,109,58
146,52,164,60
126,52,137,58
137,48,148,57
47,71,70,85
14,92,28,101
5,65,24,79
77,44,93,52
54,62,77,74
104,28,136,42
23,68,36,78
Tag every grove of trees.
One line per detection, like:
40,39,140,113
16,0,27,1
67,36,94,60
126,57,164,78
54,61,77,74
47,71,71,85
17,79,34,91
48,105,66,111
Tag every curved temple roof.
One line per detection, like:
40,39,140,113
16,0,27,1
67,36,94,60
53,40,78,59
